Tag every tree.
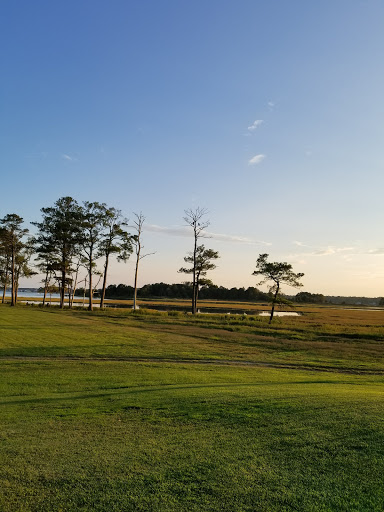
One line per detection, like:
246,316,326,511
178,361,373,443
13,238,36,302
179,244,219,313
130,213,155,310
252,253,304,323
32,197,83,308
0,229,11,303
98,207,133,309
0,214,32,306
183,207,210,314
80,201,109,311
33,237,58,307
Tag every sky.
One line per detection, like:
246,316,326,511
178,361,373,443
1,0,384,296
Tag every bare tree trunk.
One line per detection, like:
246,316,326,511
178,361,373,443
192,233,197,314
70,269,79,309
60,270,65,308
42,270,49,306
88,261,93,311
83,278,87,308
13,265,20,305
269,283,280,324
195,282,199,313
2,270,8,303
71,285,78,308
133,245,140,310
15,278,19,304
10,248,15,306
100,254,110,309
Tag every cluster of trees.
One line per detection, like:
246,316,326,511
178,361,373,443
0,214,36,306
95,283,270,301
294,292,326,304
1,198,138,310
1,200,305,321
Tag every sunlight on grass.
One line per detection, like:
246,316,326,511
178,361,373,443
0,305,384,511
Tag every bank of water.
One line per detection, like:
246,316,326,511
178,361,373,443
4,292,301,316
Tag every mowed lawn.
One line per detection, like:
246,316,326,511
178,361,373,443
1,306,384,511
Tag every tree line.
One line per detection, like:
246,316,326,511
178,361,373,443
0,198,136,309
81,282,270,302
0,199,304,321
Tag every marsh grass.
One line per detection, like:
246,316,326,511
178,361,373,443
1,305,384,510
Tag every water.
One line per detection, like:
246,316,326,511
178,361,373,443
259,311,300,317
4,292,301,316
15,291,61,299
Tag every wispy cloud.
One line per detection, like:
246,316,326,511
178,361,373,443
61,154,78,162
247,119,263,132
292,241,355,256
293,241,311,248
205,231,271,245
145,224,270,245
268,100,275,109
294,241,384,259
313,247,354,256
145,224,191,237
248,154,265,165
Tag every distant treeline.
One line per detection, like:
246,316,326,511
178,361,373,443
294,292,381,306
73,285,384,306
76,283,270,302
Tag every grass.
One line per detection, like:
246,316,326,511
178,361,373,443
1,304,384,510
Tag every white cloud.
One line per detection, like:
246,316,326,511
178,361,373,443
268,101,275,109
61,153,79,162
145,224,270,246
145,224,191,237
367,248,384,255
294,243,384,258
248,154,265,165
293,241,310,248
205,231,271,246
313,247,354,256
292,242,355,257
247,119,263,132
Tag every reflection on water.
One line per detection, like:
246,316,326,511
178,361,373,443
259,311,300,317
12,291,61,299
6,292,300,316
14,300,301,316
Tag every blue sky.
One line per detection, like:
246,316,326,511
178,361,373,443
1,1,384,295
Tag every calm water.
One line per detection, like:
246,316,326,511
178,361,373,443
5,292,301,316
259,311,300,317
15,291,61,299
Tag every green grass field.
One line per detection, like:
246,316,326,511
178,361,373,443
1,305,384,511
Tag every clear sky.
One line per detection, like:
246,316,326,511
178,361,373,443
1,1,384,296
